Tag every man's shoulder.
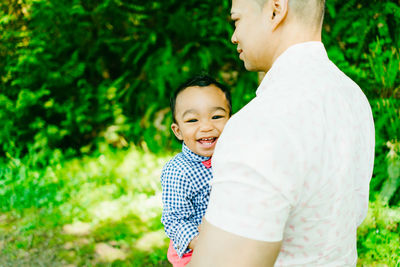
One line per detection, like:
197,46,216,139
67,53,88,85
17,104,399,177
263,56,367,111
300,56,362,95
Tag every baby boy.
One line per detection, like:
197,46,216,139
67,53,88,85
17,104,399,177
161,74,232,266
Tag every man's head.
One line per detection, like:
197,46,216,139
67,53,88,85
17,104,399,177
170,75,232,157
231,0,325,72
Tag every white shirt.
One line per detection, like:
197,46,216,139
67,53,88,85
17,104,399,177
205,42,375,266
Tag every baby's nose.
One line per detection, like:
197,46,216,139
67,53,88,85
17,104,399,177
200,121,213,131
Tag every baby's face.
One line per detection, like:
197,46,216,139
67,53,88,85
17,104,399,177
171,85,230,157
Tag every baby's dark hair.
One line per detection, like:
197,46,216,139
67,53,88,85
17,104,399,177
170,74,232,123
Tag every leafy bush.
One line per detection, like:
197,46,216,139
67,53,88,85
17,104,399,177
0,0,257,160
3,0,398,160
323,0,400,98
370,99,400,205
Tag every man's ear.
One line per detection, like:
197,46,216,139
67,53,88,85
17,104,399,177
265,0,288,31
171,123,183,140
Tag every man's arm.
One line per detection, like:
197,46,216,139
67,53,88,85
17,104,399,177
188,220,281,267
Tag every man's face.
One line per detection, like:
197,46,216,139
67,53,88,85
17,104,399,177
231,0,273,71
171,85,230,157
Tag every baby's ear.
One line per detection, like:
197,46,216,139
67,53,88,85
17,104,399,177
171,123,183,140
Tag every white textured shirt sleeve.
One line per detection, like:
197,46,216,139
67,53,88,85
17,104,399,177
206,102,304,241
206,161,291,241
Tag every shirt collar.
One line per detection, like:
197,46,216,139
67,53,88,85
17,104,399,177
182,142,211,162
256,41,328,97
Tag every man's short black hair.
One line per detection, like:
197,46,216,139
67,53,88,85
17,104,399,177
255,0,325,27
170,74,232,123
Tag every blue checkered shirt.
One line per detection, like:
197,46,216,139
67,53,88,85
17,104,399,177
161,143,212,257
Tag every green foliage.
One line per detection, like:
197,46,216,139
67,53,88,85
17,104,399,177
368,40,400,97
0,148,66,211
1,0,400,264
323,0,400,98
370,99,400,205
357,201,400,266
0,145,171,266
1,0,398,157
0,0,257,159
379,141,400,205
0,146,399,266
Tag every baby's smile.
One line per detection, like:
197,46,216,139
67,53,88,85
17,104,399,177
197,137,218,147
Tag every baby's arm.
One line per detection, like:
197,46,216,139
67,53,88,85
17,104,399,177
161,164,199,257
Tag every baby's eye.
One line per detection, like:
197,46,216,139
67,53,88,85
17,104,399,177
186,119,198,123
212,115,224,120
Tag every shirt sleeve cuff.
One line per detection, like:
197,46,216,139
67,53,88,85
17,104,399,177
173,221,199,258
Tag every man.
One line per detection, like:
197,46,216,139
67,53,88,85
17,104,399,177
188,0,375,266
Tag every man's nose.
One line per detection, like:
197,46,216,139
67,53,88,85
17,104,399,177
231,31,238,44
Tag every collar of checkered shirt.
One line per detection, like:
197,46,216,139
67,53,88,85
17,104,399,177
182,142,211,163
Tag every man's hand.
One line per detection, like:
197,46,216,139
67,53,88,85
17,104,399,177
188,220,282,267
188,235,199,250
188,223,203,250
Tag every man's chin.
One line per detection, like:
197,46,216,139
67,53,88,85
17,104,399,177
244,62,262,72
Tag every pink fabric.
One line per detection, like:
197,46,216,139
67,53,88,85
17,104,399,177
167,240,192,267
202,158,212,169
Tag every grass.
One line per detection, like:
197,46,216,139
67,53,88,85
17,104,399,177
0,144,172,266
0,143,399,266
